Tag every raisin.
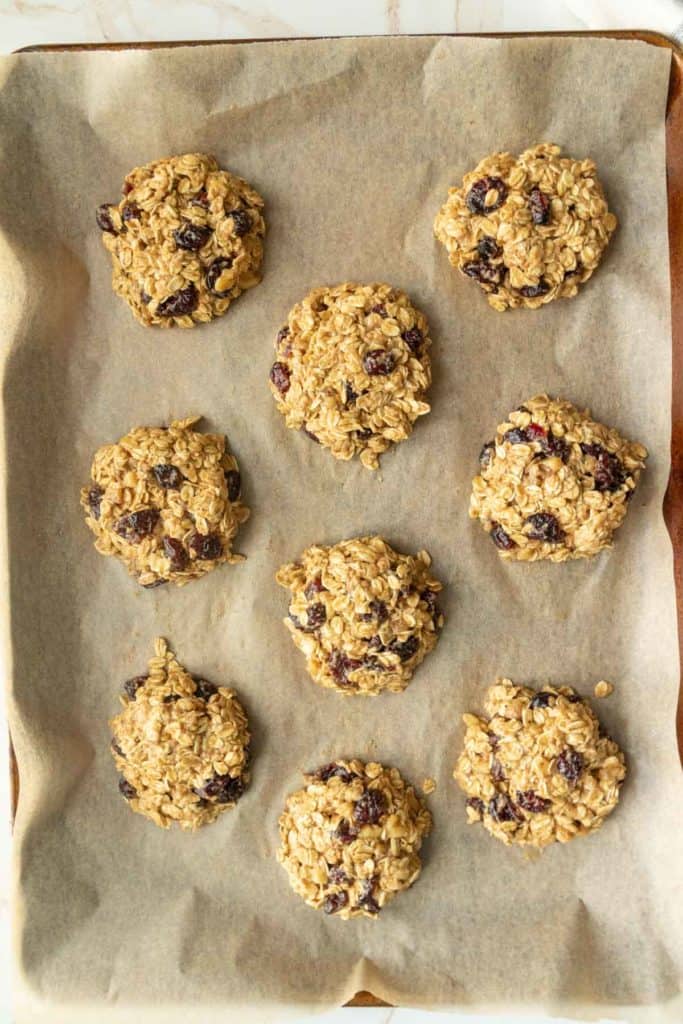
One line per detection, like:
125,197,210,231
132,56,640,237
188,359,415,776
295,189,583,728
529,187,551,225
359,599,388,623
173,222,212,251
163,535,188,572
190,190,209,208
141,291,152,304
344,381,358,406
389,635,419,662
196,772,244,804
355,427,374,441
333,819,358,844
270,361,291,394
114,508,159,543
118,777,137,800
163,693,181,704
503,427,529,445
367,635,385,653
327,865,349,886
304,577,325,600
402,327,423,354
205,258,234,297
467,797,485,815
518,281,549,298
363,349,395,376
557,748,584,785
142,578,167,589
420,588,439,615
317,763,356,784
529,691,554,709
580,443,625,492
96,204,116,233
87,484,104,519
225,469,241,502
487,793,519,823
323,891,348,915
477,236,502,260
353,788,386,826
302,428,320,443
276,325,290,346
293,602,326,632
188,531,222,561
526,512,564,543
488,733,500,749
516,790,551,813
466,176,508,215
111,739,124,757
462,260,502,285
544,431,570,462
567,693,581,704
328,650,362,687
370,303,388,317
193,677,217,701
122,181,133,195
490,523,516,550
157,283,198,318
491,758,506,782
479,441,495,468
357,879,380,914
123,675,148,700
227,208,252,237
122,202,140,223
152,464,184,489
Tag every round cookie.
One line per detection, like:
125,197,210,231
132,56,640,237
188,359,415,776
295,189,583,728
110,638,250,830
470,395,647,561
454,678,626,848
80,415,249,587
276,536,444,696
96,153,265,327
434,142,617,311
268,283,431,470
277,759,432,918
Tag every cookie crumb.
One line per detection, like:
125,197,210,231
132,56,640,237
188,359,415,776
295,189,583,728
594,680,614,698
421,777,437,795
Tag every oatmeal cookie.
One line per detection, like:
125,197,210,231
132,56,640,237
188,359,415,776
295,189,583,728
434,143,617,311
276,536,443,695
96,153,265,327
454,678,626,848
470,395,647,561
110,638,250,830
268,283,431,470
277,759,432,918
81,415,249,587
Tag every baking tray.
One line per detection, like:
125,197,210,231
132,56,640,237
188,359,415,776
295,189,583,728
6,29,683,1012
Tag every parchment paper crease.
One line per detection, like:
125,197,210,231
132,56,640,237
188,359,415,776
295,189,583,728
0,35,681,1023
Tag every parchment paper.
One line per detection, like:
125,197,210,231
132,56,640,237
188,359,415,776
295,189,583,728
0,35,681,1023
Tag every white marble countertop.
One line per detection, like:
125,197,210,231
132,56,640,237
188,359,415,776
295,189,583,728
1,1,682,1021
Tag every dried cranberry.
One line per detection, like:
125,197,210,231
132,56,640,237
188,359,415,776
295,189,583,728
478,441,495,470
580,443,625,492
389,635,419,662
87,484,104,519
96,204,116,233
328,650,362,687
487,793,519,823
529,691,554,709
156,283,198,318
370,303,388,317
124,675,147,700
525,422,546,440
225,469,241,502
122,202,140,223
490,523,516,550
334,819,358,844
516,790,551,813
114,508,159,543
188,531,222,561
466,176,508,215
529,188,551,225
152,464,184,489
344,381,358,406
327,865,349,886
359,599,388,623
294,602,326,632
363,349,395,376
305,577,325,600
467,797,484,814
190,190,209,208
462,260,502,285
491,758,506,782
270,361,291,394
557,748,584,785
526,512,564,543
357,878,380,914
118,777,137,800
353,788,386,826
173,222,212,251
317,763,357,784
402,327,423,354
163,535,188,572
477,236,502,260
205,258,234,297
518,281,550,298
323,891,348,915
193,677,217,701
196,772,244,804
227,208,252,237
